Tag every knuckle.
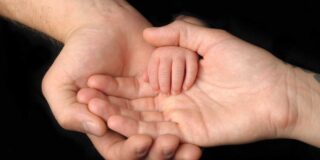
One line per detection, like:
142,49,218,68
212,29,231,38
173,20,187,27
215,28,227,34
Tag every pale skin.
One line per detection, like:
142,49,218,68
0,0,201,159
144,16,205,95
82,20,320,148
145,46,199,95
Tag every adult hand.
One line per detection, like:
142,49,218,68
85,20,307,147
36,1,201,159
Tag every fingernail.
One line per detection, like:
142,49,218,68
83,121,98,135
163,150,174,159
137,149,148,158
183,86,189,91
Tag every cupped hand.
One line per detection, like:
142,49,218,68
42,4,201,159
84,20,298,147
42,9,152,136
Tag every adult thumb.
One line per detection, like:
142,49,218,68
143,20,231,56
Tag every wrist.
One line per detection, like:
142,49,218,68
64,1,151,43
0,0,149,43
59,0,135,43
284,66,320,147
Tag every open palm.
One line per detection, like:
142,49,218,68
84,21,298,147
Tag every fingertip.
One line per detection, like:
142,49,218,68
130,135,153,158
157,135,180,157
79,111,107,136
144,134,180,160
107,115,121,131
107,115,137,137
82,120,106,136
87,75,100,88
112,134,153,160
88,98,114,122
83,110,107,136
175,144,202,160
88,98,105,112
77,88,106,104
77,88,91,103
56,103,106,136
87,75,114,90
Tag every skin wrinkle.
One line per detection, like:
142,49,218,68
133,77,141,99
288,68,300,139
275,69,296,138
162,109,187,143
184,87,211,143
284,68,295,138
199,31,232,57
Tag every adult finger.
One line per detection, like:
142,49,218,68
88,74,157,99
88,133,153,160
175,15,208,26
42,81,106,136
88,98,165,122
143,20,232,57
146,134,179,160
77,87,108,104
107,115,182,140
174,143,202,160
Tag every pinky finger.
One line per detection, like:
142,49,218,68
183,54,199,90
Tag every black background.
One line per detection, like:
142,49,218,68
1,0,320,159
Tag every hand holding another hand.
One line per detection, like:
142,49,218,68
82,20,302,147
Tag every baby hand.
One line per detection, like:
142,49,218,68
145,46,199,95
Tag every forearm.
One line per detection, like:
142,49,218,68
286,67,320,147
0,0,130,42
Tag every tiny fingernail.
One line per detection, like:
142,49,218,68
83,121,98,135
